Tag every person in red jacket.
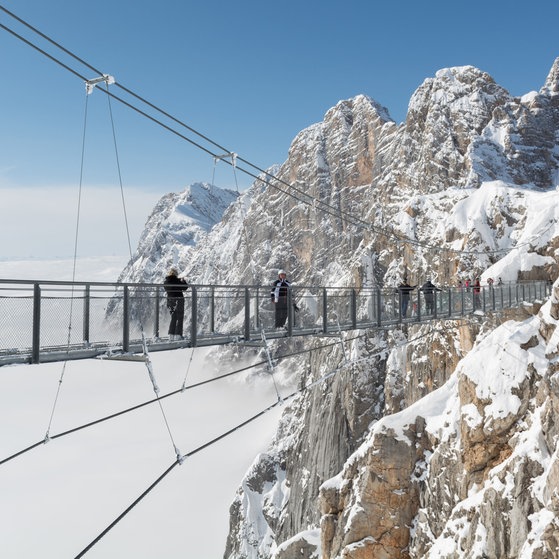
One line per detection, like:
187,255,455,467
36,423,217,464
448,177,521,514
473,277,481,309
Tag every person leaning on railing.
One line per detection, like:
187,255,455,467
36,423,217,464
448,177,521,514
164,268,189,340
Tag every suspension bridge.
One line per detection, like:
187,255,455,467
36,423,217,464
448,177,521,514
1,7,556,557
0,277,550,367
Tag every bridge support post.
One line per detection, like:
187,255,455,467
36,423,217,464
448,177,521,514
154,288,160,339
255,287,260,331
287,288,293,337
190,286,198,347
376,288,382,327
32,283,41,364
244,288,251,341
122,286,130,353
83,284,90,345
210,287,215,333
351,289,357,329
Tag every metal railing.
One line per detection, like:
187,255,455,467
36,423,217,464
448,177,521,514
0,279,551,366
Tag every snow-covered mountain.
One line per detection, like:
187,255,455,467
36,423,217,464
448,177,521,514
122,57,559,558
118,181,238,283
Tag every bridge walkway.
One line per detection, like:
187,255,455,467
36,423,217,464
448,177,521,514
0,279,549,367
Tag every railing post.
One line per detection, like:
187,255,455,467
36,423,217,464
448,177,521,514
448,288,452,318
482,286,486,313
210,286,215,333
255,286,260,331
351,289,357,329
122,286,130,353
287,288,293,337
244,288,251,341
83,284,91,345
323,288,328,333
32,283,41,364
376,288,382,327
190,286,198,347
154,288,160,339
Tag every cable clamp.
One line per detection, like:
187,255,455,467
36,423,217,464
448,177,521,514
176,448,186,465
214,152,237,168
85,74,115,95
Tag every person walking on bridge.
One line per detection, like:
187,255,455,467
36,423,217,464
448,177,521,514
271,269,291,328
164,267,189,340
420,279,441,315
397,279,416,318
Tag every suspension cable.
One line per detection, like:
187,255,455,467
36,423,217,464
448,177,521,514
101,78,183,461
43,91,90,442
0,332,370,466
2,315,475,468
73,391,294,558
105,82,134,258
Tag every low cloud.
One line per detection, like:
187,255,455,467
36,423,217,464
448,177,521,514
0,183,161,258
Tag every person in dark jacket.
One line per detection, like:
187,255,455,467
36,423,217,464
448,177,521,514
420,279,441,314
397,280,416,318
164,267,189,340
271,269,291,328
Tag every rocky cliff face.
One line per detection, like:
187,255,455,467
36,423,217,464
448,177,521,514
320,289,559,559
124,57,559,558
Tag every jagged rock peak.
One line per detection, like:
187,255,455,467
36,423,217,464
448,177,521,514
117,181,238,283
324,94,393,124
408,64,510,129
541,56,559,96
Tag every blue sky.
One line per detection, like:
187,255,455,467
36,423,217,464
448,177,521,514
0,0,558,258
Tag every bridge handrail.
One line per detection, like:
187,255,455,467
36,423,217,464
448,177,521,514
0,278,548,290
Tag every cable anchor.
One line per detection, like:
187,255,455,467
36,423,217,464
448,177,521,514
85,74,115,95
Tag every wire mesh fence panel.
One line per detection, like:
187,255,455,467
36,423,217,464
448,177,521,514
87,296,122,345
379,288,397,323
287,288,317,330
39,296,83,347
128,292,158,340
322,289,351,331
356,289,378,325
0,296,34,351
